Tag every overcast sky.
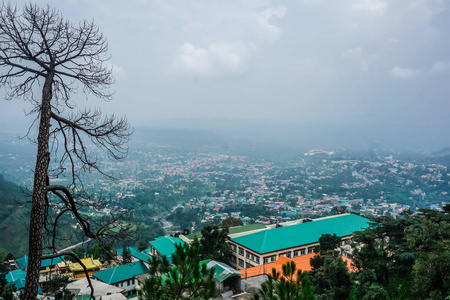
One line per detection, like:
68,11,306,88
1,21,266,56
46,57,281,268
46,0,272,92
2,0,450,150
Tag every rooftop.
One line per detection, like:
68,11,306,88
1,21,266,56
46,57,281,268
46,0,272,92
240,253,355,279
149,236,184,262
93,261,149,284
231,214,372,254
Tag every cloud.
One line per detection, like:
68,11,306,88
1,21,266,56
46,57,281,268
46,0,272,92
391,66,420,78
341,47,378,71
258,6,286,43
171,42,254,77
351,0,388,15
431,61,450,73
105,61,127,80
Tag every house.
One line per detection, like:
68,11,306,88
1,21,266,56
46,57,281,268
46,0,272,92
39,255,65,276
67,277,125,300
67,257,104,279
93,261,149,298
207,260,243,295
117,247,153,267
131,251,153,268
15,255,28,271
228,214,371,270
5,269,43,295
148,236,184,263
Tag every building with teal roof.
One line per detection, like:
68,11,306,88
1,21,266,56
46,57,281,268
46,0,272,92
93,261,149,298
5,269,43,294
16,255,28,271
149,236,184,263
228,213,371,270
132,251,153,266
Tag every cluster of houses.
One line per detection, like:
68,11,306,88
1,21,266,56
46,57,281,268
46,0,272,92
4,213,371,299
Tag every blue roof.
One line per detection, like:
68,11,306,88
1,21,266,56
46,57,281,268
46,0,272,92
93,261,149,284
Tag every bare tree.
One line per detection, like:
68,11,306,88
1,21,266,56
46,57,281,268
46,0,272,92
0,3,132,299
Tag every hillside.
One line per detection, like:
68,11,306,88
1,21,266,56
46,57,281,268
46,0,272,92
0,174,31,256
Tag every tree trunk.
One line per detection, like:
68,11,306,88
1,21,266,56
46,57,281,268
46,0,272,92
23,72,54,300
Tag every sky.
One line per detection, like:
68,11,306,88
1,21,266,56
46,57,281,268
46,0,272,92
2,0,450,150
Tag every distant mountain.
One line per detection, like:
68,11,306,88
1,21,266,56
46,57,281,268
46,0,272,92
430,147,450,158
0,174,31,256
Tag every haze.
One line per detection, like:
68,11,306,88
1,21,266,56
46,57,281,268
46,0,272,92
2,0,450,151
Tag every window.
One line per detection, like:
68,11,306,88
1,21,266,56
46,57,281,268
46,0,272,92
239,259,244,268
239,248,244,256
246,253,250,259
127,280,130,286
132,279,135,285
286,252,291,258
293,250,299,257
308,247,315,254
256,257,260,264
231,244,237,252
246,262,252,268
264,256,275,263
300,249,306,256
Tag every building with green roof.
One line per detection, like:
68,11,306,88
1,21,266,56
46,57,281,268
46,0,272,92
93,261,148,298
5,269,43,294
149,236,184,263
228,213,371,270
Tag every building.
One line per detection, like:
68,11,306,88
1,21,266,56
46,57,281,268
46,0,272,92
239,253,355,279
67,277,126,300
93,261,149,298
67,257,104,279
148,236,184,263
207,260,243,295
228,214,371,270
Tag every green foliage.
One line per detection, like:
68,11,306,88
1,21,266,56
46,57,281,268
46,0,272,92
71,247,85,259
350,207,450,299
199,225,231,264
138,241,149,252
316,233,341,254
405,207,450,299
252,261,316,300
122,245,132,264
222,217,243,228
87,240,115,261
309,234,351,300
0,177,31,256
138,240,216,300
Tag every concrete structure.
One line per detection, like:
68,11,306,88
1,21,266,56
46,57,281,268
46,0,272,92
228,214,371,270
93,261,149,298
67,277,125,299
148,236,184,263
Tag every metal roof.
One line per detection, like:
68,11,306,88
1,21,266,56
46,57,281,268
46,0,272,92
231,214,371,254
207,260,242,282
41,255,65,267
132,251,152,263
93,261,149,284
149,236,184,263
